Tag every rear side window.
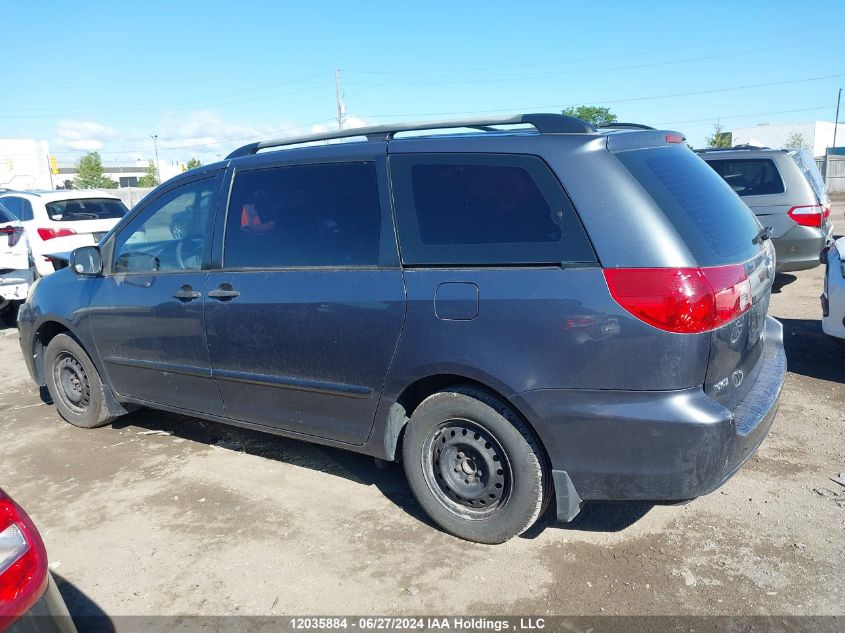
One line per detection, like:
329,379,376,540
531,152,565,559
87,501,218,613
224,162,384,269
45,198,127,221
617,148,762,266
390,154,595,265
703,158,785,197
790,150,826,202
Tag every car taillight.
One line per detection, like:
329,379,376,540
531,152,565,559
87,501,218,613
36,228,76,241
604,265,752,334
787,205,825,228
0,227,23,247
0,491,48,631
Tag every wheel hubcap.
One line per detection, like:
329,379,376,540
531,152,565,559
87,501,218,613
424,420,511,519
54,352,90,414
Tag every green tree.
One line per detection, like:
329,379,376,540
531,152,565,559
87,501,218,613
185,157,202,170
705,122,732,148
72,152,118,189
137,160,160,187
561,105,618,126
785,131,809,149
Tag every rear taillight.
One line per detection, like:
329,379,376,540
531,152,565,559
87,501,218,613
0,491,48,630
787,205,825,228
0,227,23,247
36,228,76,241
604,265,752,334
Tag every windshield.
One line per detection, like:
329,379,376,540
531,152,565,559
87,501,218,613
44,198,128,222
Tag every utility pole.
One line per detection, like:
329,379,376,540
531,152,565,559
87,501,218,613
150,134,160,184
833,88,842,150
824,89,842,188
334,67,346,131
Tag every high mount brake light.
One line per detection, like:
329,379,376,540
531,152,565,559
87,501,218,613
603,265,752,334
36,228,76,241
787,205,826,228
0,490,48,630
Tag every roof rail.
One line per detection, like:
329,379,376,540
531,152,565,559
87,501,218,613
226,113,597,159
695,144,774,152
597,122,655,130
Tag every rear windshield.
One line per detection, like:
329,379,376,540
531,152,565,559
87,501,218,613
617,148,762,266
790,150,827,203
703,158,785,197
44,198,128,222
0,204,14,224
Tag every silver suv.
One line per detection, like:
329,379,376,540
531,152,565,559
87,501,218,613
697,147,832,272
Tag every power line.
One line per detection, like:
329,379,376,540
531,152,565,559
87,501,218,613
344,42,805,87
356,73,845,119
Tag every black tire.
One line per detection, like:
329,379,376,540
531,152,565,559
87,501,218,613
0,303,18,328
44,333,117,429
402,386,549,544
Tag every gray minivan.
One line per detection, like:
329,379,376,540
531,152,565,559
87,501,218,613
17,114,786,543
698,147,832,272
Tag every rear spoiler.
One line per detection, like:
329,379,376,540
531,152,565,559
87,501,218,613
606,129,687,152
44,252,71,271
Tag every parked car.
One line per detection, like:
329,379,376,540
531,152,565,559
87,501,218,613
0,204,32,327
0,191,128,277
821,237,845,343
17,114,786,544
0,488,76,633
697,146,832,272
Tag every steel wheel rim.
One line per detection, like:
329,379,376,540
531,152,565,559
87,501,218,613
421,418,512,520
53,351,90,415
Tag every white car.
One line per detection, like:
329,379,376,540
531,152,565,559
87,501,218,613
0,190,129,277
822,236,845,342
0,202,31,326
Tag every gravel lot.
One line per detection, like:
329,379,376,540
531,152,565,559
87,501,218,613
1,202,843,621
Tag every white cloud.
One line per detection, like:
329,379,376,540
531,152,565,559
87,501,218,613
55,120,116,151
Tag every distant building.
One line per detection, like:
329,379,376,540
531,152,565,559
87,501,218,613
0,139,53,190
731,121,845,158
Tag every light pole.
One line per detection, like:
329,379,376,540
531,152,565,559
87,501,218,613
150,134,160,184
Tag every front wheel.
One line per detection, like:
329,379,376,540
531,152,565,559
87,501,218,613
44,333,117,428
402,386,549,544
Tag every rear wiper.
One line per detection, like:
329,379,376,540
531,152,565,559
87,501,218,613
753,226,772,244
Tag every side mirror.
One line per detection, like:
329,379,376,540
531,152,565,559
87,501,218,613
71,246,103,276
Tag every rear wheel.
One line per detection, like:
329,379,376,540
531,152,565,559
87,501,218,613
44,333,117,429
402,386,549,544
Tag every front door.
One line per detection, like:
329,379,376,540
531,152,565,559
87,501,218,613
204,156,405,445
89,172,226,415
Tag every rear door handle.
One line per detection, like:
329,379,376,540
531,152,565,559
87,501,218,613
208,283,240,300
173,285,201,301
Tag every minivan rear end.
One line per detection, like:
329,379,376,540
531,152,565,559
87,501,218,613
513,133,785,515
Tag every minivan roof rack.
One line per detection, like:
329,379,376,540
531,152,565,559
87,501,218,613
226,113,598,159
597,122,655,130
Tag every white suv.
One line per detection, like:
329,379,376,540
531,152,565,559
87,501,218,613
0,190,129,276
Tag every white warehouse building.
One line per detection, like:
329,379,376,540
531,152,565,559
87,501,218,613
730,121,845,158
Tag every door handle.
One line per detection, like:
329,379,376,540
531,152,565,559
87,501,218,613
208,283,240,301
173,285,201,301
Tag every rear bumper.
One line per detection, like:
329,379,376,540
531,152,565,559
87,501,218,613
821,246,845,340
9,574,78,633
0,268,32,303
773,224,826,272
514,316,785,520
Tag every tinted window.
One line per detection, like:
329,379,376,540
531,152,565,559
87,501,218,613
618,148,762,266
704,158,785,197
20,199,33,221
0,203,14,223
224,162,383,269
45,198,128,221
0,197,22,219
390,154,595,265
113,178,217,273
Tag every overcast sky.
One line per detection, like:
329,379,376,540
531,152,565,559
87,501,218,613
3,0,844,165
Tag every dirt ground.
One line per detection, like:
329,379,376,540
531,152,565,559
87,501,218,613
1,204,844,621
